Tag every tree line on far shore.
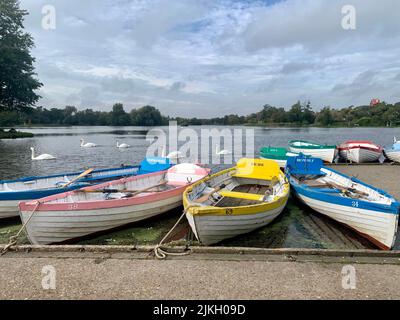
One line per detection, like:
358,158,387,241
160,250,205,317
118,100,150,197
2,1,400,129
1,100,400,127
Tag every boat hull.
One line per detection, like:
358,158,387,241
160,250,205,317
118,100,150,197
186,201,287,245
184,159,290,245
293,189,398,250
20,194,183,245
339,147,381,163
0,200,24,219
0,158,172,220
0,186,86,219
289,147,337,163
384,150,400,163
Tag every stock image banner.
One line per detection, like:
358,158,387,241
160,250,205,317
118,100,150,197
0,0,400,308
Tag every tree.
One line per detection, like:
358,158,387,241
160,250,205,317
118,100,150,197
316,107,333,126
0,0,42,111
130,105,163,126
111,103,130,126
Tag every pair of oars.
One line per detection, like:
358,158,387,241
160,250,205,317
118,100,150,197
194,184,226,203
306,180,369,197
75,180,168,198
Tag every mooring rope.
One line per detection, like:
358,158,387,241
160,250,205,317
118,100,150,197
1,201,41,256
153,204,200,260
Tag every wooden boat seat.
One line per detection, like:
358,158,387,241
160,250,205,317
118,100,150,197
218,191,264,202
214,184,271,208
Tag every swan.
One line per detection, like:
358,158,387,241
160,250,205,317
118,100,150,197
215,144,231,155
117,141,130,148
160,146,185,162
167,150,185,160
80,138,97,148
30,147,57,160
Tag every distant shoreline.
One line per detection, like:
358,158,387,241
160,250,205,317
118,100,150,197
0,129,34,139
3,124,399,129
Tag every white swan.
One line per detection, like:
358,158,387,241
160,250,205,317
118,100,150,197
215,144,231,155
167,150,185,160
117,141,130,148
30,147,57,161
160,146,185,162
80,138,97,148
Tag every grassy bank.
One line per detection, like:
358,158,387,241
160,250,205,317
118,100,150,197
0,129,34,139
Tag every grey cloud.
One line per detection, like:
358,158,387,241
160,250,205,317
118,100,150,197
331,70,380,98
18,0,400,117
169,81,186,91
280,62,318,74
242,0,400,53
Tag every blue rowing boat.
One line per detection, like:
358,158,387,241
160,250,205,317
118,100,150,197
286,155,399,250
0,157,172,219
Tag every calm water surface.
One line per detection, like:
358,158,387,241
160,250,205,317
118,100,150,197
0,126,399,249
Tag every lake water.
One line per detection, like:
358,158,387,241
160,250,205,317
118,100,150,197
0,125,399,249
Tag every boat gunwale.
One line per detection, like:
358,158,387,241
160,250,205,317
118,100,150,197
0,165,140,185
18,170,177,212
184,166,290,217
338,140,383,153
289,140,336,150
287,166,400,214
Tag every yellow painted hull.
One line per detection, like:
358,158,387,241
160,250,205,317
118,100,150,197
183,159,290,245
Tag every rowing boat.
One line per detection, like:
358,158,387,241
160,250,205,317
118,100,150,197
183,158,290,245
19,163,209,245
0,157,172,220
286,156,399,250
289,140,337,163
338,140,382,163
384,138,400,163
260,146,303,168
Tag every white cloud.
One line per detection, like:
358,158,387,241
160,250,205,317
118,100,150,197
18,0,400,117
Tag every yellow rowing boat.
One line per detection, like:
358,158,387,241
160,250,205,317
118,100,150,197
183,158,290,245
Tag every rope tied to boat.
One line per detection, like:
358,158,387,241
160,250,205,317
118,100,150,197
153,204,200,260
0,201,41,256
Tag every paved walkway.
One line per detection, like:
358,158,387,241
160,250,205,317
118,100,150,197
1,248,400,299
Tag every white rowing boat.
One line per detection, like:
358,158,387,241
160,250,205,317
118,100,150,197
19,164,210,245
338,140,382,163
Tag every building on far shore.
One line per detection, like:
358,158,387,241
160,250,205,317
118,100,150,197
370,98,380,106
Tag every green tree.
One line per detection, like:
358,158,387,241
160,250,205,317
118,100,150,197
316,107,333,126
130,105,163,126
111,103,130,126
0,0,42,111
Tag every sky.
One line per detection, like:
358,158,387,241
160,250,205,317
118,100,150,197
19,0,400,117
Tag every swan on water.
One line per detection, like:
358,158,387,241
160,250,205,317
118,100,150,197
160,146,185,161
117,141,130,148
30,147,57,160
215,144,231,155
80,138,97,148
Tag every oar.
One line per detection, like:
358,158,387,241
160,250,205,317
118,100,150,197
62,168,94,188
324,182,369,197
76,181,168,196
78,189,158,194
195,184,226,203
307,181,369,197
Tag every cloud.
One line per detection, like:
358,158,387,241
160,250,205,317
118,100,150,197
169,81,186,91
332,70,379,98
280,62,318,74
18,0,400,116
